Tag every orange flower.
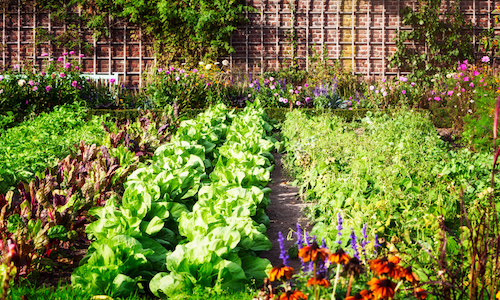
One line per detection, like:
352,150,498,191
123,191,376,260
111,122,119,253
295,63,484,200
345,289,372,300
298,242,330,262
369,256,403,279
306,274,331,288
402,266,419,283
279,290,308,300
414,288,428,299
367,277,396,300
329,248,351,265
269,265,294,282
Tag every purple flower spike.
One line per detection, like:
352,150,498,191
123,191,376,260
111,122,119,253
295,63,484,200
296,223,304,249
337,212,343,245
278,231,290,266
350,229,360,259
321,237,327,249
305,231,311,246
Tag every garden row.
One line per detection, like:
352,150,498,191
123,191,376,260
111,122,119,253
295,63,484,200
69,102,279,297
280,109,500,298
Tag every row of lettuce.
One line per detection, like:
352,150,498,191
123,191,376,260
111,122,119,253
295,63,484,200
281,109,499,293
71,103,279,297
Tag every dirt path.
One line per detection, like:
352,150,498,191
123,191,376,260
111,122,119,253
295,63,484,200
260,153,311,271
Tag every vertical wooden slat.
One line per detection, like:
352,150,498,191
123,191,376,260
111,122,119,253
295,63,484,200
367,0,370,76
382,0,385,78
2,7,5,67
397,0,400,77
17,0,20,64
336,0,340,61
48,11,51,57
261,3,264,73
93,30,96,75
33,6,36,63
139,28,142,88
245,0,249,74
306,0,309,70
276,0,279,70
123,24,127,85
351,0,355,74
108,15,112,76
473,0,476,55
78,6,82,65
321,0,325,61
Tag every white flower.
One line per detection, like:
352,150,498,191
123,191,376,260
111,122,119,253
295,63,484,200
468,109,473,113
369,85,375,91
205,64,212,70
199,61,205,66
214,62,220,65
18,79,26,86
222,60,229,66
470,99,474,103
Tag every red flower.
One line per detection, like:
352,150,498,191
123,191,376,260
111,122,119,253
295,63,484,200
306,274,331,288
414,288,428,299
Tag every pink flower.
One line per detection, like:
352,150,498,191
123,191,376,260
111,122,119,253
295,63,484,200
46,86,52,92
175,76,180,81
304,83,309,87
447,90,453,96
74,66,79,70
295,90,299,94
269,77,275,82
402,90,406,94
179,69,185,74
382,91,387,97
71,80,78,87
274,93,279,97
461,88,465,92
62,52,68,55
28,80,34,86
200,74,204,78
482,56,490,63
249,83,254,88
283,98,288,103
158,68,163,72
349,107,353,110
41,53,49,57
370,85,375,91
382,78,387,83
248,94,252,98
463,77,469,82
110,78,116,83
279,97,284,102
305,97,311,102
473,70,479,76
32,86,38,91
296,101,301,106
289,89,294,94
13,64,19,69
79,54,85,58
192,69,197,73
65,62,71,69
297,86,302,91
469,82,474,87
270,85,275,90
59,72,65,78
459,64,467,71
166,71,170,75
434,96,440,101
58,57,64,62
69,51,75,55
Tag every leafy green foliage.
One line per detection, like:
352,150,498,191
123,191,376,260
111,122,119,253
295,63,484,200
281,110,498,262
388,0,473,79
0,103,107,194
31,0,247,63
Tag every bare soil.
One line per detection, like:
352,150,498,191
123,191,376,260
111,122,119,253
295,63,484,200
259,153,311,271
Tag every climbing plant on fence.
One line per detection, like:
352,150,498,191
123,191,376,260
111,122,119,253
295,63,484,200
388,0,474,80
4,0,248,63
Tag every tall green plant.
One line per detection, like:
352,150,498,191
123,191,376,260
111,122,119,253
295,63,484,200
388,0,473,79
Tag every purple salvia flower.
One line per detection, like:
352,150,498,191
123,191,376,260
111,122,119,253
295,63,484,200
337,212,343,245
278,231,290,266
296,223,304,249
350,229,360,259
373,234,381,256
321,237,327,249
361,223,369,261
305,231,310,246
